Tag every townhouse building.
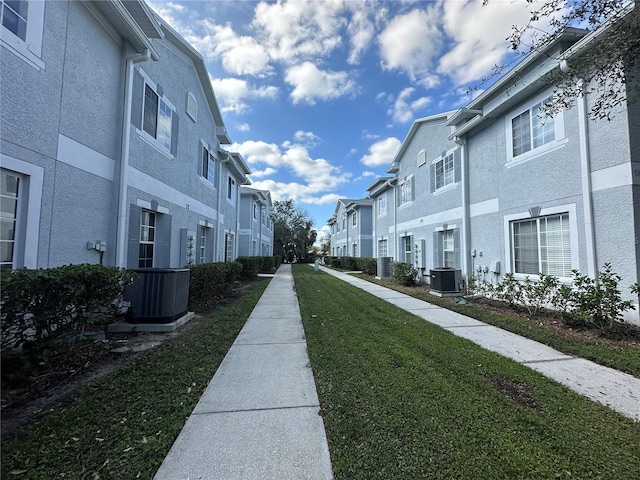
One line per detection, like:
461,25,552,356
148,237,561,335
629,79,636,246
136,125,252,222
327,198,373,257
329,24,639,324
238,186,274,257
1,0,263,272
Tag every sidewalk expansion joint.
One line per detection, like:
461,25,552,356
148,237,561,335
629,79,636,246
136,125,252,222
445,324,493,329
521,356,577,364
192,404,320,415
234,341,307,346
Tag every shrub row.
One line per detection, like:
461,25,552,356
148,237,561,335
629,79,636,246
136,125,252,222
236,256,281,279
469,263,637,332
187,261,242,311
1,265,136,352
324,256,377,276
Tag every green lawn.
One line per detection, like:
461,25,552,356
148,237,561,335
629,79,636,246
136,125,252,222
1,279,269,480
352,273,640,378
293,265,640,479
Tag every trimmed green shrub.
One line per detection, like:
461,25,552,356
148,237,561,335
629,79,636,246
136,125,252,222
356,257,377,276
1,265,135,352
236,256,262,280
260,256,275,273
393,262,418,286
187,261,242,311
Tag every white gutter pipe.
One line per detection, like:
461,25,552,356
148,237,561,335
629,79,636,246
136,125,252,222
454,136,471,281
116,48,150,268
577,79,598,277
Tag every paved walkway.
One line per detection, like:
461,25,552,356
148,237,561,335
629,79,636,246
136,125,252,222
154,264,333,480
319,265,640,421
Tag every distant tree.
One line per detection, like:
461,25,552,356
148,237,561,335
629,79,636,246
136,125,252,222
479,0,639,120
271,199,317,263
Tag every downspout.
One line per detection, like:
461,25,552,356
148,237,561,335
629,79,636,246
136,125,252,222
455,135,471,282
235,178,241,260
116,48,150,268
215,152,225,261
392,181,397,261
577,78,598,277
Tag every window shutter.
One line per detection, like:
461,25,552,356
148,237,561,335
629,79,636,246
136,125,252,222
432,232,441,269
453,229,461,269
411,176,415,201
127,204,142,269
206,227,215,263
156,213,173,267
156,83,163,97
170,113,179,156
430,164,436,193
454,149,462,183
131,70,144,130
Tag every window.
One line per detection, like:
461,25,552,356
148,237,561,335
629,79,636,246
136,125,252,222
253,203,257,220
227,177,236,202
400,177,413,205
261,209,265,224
352,212,357,226
511,96,555,157
201,144,215,184
133,70,178,155
252,240,257,256
435,153,455,190
1,170,20,270
378,194,387,216
442,230,454,268
378,238,388,257
224,232,234,261
139,210,156,268
2,0,27,40
402,236,412,264
352,243,358,257
198,226,207,264
511,213,571,276
342,213,346,230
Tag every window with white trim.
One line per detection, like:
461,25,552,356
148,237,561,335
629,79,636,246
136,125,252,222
399,177,413,205
442,230,454,268
402,236,412,264
378,194,387,216
201,143,216,185
253,203,257,220
187,92,197,122
511,213,571,276
435,153,455,189
352,211,357,226
144,85,173,150
378,238,388,257
224,232,234,261
1,0,45,69
227,177,236,202
511,96,557,158
198,225,207,264
352,243,358,257
139,210,156,268
1,170,21,270
342,213,346,230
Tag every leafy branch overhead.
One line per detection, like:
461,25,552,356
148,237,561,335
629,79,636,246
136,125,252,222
479,0,639,120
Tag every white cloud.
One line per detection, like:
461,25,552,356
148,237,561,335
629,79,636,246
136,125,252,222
293,130,321,148
361,137,401,167
285,62,357,104
209,77,279,114
346,7,376,64
354,170,376,181
236,123,250,132
249,167,277,178
252,0,346,64
230,139,350,205
388,87,431,124
437,0,532,85
378,7,443,88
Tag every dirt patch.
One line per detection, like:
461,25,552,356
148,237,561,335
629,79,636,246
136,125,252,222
486,374,542,412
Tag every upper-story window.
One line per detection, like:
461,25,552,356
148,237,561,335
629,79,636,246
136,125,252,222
261,209,265,224
201,143,216,185
227,176,236,202
253,203,257,219
431,149,460,193
342,213,346,230
1,0,45,70
352,211,357,226
399,177,414,205
507,94,565,165
378,194,387,216
133,69,179,156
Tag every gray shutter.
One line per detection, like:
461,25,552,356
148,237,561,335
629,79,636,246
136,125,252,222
430,164,436,193
433,231,442,269
131,70,144,130
411,176,415,201
453,229,461,269
170,113,179,156
156,83,163,98
127,204,142,269
454,149,462,183
156,213,172,267
179,228,189,267
206,227,215,263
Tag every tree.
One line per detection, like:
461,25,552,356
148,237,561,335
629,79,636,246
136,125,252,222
271,199,317,263
480,0,639,120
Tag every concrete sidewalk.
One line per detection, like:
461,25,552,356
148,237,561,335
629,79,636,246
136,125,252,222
154,264,333,480
318,265,640,421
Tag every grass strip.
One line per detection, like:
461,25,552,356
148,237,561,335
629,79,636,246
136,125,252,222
352,273,640,378
293,265,640,480
1,278,269,480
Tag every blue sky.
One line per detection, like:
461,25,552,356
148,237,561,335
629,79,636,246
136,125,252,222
147,0,540,242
